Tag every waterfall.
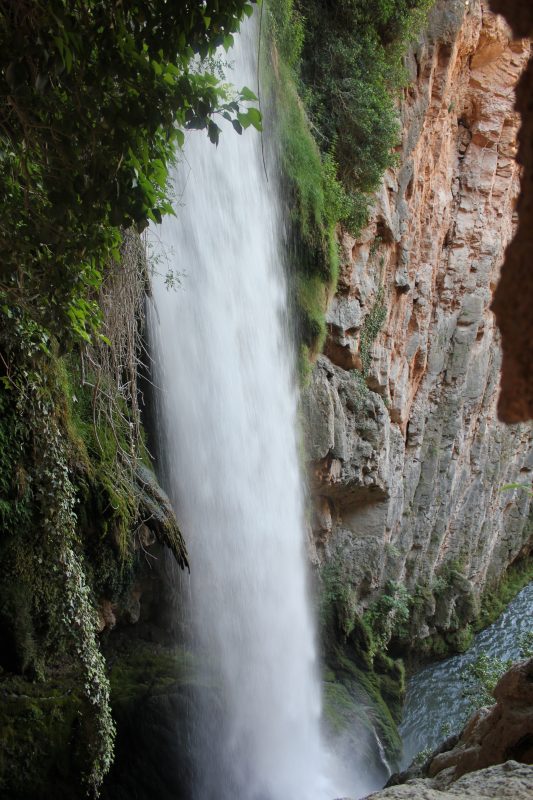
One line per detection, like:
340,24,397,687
147,16,349,800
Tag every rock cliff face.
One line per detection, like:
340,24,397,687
304,0,533,652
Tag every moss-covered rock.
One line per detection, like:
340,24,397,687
477,555,533,630
0,294,188,794
134,465,188,571
0,641,202,800
0,671,91,799
319,562,405,767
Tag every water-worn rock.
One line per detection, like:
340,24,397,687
306,0,533,648
364,761,533,799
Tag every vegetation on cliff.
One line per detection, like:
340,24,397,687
266,0,433,377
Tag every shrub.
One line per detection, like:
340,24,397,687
364,581,412,660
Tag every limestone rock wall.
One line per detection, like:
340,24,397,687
304,0,533,648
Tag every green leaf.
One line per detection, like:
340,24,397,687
237,112,251,130
238,107,262,132
65,46,73,73
240,86,258,102
501,483,533,494
223,34,235,51
246,107,262,130
208,121,220,145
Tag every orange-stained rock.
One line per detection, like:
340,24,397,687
304,0,533,644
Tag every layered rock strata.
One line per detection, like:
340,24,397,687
305,0,533,650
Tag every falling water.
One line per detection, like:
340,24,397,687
147,17,350,800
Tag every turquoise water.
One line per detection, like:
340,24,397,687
399,581,533,767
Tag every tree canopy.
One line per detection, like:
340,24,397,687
0,0,259,342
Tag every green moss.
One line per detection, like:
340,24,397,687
265,2,360,378
330,640,403,763
0,671,89,799
478,555,533,630
0,643,201,799
319,561,404,763
323,679,360,735
107,641,200,702
413,625,475,662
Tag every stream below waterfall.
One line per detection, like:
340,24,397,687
400,581,533,768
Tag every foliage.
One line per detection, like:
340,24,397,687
348,368,371,414
0,0,260,344
501,482,533,496
461,653,512,711
0,325,115,794
297,0,433,190
364,581,412,661
478,554,533,630
411,745,432,768
461,632,533,714
263,8,340,374
520,630,533,658
319,557,406,763
1,4,258,791
0,230,188,795
360,287,387,375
